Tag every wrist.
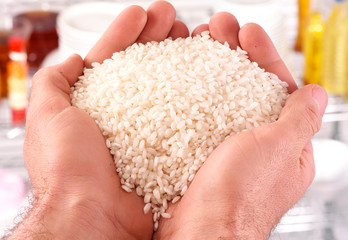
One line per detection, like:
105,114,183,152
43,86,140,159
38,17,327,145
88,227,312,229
41,191,119,239
9,189,123,240
156,200,274,240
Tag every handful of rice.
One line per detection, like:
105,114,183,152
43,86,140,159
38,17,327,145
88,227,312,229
71,32,288,230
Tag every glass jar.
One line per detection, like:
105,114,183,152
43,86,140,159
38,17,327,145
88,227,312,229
12,0,67,75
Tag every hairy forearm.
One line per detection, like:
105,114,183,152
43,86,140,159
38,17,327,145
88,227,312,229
6,191,127,240
6,200,53,240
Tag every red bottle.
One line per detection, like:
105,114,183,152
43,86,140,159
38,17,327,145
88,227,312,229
7,36,28,125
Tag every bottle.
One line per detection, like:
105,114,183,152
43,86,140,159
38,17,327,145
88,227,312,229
12,0,67,75
0,68,1,99
322,0,348,97
0,0,12,98
7,36,28,125
0,32,11,99
295,0,311,52
303,0,325,85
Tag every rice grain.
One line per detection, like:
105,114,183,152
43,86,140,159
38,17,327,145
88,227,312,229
71,32,288,230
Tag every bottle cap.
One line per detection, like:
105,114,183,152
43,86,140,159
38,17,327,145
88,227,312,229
8,36,26,53
11,108,26,125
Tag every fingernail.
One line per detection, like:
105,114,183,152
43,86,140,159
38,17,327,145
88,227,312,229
312,86,328,115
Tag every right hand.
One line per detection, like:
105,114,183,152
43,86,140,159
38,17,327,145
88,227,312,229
154,12,328,239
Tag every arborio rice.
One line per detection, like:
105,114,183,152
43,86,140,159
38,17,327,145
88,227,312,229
71,31,289,230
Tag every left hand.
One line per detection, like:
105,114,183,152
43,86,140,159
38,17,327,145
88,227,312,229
154,12,327,240
17,2,189,239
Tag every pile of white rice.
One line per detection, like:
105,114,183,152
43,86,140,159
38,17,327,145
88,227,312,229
71,32,288,230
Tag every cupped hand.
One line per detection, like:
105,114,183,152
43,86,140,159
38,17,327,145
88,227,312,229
154,13,328,239
22,2,189,239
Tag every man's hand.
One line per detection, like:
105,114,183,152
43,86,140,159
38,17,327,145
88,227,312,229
9,2,189,240
8,3,329,240
154,12,328,240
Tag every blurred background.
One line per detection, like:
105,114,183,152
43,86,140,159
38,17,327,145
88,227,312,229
0,0,348,239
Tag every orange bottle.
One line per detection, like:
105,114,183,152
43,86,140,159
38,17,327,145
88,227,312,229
7,36,28,125
295,0,311,52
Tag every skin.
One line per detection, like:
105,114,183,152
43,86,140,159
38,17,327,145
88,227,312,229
155,12,327,240
8,1,328,240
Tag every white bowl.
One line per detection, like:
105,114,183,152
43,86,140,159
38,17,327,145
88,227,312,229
57,1,129,58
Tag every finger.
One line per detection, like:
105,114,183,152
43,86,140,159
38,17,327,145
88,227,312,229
85,6,147,67
56,54,84,87
137,1,176,43
275,84,328,146
209,12,240,49
168,20,189,40
191,24,209,37
28,54,84,124
239,23,297,93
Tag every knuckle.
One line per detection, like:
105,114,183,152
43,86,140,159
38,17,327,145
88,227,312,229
29,66,58,106
31,67,53,88
32,65,69,92
300,101,321,136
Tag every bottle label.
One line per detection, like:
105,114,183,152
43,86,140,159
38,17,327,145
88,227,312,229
7,61,28,110
9,89,27,110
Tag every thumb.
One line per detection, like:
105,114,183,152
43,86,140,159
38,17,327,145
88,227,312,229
28,54,84,123
275,84,328,146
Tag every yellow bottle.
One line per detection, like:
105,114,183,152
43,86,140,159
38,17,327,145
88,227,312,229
322,0,348,97
345,2,348,100
303,0,325,85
